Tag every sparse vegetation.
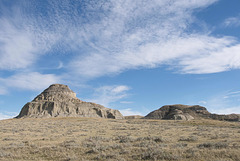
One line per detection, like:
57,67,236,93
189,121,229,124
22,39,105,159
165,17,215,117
0,118,240,160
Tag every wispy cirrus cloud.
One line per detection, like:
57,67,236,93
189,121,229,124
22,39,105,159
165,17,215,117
67,0,240,78
72,34,240,77
0,18,36,70
212,107,240,114
223,15,240,27
222,90,240,103
0,86,8,95
1,0,240,85
179,41,240,74
198,101,207,105
119,108,143,116
0,113,12,120
86,85,130,107
120,101,133,104
0,72,60,92
205,90,240,114
0,1,69,71
0,112,17,120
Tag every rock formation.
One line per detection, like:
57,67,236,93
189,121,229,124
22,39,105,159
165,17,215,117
16,84,124,119
144,104,240,121
124,115,144,119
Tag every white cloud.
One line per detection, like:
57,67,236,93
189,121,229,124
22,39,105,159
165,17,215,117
0,1,65,71
66,0,240,78
1,0,240,82
228,91,240,95
224,16,240,27
0,72,60,92
212,107,240,115
86,85,130,107
223,90,240,99
0,19,36,70
112,85,130,93
72,34,240,77
57,61,64,69
120,101,133,104
198,101,207,105
119,108,143,116
205,90,240,115
0,87,8,95
0,112,17,120
179,42,240,74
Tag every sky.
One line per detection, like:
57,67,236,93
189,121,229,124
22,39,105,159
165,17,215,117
1,0,240,120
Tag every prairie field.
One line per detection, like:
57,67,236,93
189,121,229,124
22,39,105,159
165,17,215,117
0,117,240,161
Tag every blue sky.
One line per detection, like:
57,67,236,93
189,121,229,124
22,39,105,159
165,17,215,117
1,0,240,119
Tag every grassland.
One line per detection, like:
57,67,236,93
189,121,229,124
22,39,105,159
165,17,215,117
0,117,240,161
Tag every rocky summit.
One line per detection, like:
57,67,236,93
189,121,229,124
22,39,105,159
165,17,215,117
16,84,124,119
144,104,240,121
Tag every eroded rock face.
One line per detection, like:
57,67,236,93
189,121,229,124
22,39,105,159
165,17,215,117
16,84,124,119
144,104,240,122
144,104,202,120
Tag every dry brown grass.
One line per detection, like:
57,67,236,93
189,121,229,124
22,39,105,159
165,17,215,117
0,117,240,161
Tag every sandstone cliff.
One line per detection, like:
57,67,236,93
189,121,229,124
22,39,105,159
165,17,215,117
16,84,124,119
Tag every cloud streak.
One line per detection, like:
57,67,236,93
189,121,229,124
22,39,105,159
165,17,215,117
0,87,8,95
67,0,240,78
0,112,17,120
212,107,240,115
0,18,36,70
0,72,60,92
224,15,240,27
1,0,240,87
119,108,143,116
86,85,130,107
205,90,240,115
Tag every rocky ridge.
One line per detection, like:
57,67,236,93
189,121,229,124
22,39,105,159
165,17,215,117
16,84,124,119
124,115,144,119
144,104,240,121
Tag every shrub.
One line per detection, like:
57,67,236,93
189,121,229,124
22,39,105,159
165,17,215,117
197,142,228,149
141,148,179,160
116,136,134,143
179,136,198,142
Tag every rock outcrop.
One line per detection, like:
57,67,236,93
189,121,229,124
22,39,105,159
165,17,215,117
144,105,198,120
16,84,124,119
209,113,240,122
124,115,144,119
144,104,240,121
